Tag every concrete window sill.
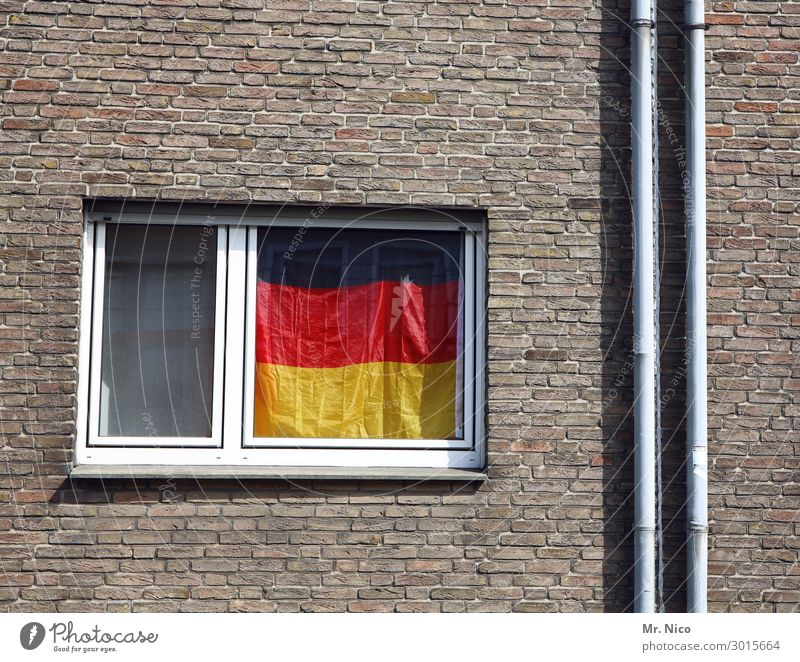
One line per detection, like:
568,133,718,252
68,465,488,482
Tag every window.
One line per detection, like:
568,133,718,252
77,204,486,469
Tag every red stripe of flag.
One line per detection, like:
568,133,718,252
256,279,460,368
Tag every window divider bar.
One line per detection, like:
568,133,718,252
241,226,259,455
221,225,249,462
208,225,228,449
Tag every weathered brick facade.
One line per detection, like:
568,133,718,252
0,0,797,612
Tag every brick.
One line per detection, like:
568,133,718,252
390,92,436,104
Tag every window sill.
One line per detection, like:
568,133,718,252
68,464,488,482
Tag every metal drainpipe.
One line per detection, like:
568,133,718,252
651,0,665,613
631,0,657,614
685,0,708,614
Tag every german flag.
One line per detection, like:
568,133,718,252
254,227,463,439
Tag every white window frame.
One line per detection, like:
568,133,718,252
76,205,486,469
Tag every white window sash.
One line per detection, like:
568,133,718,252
83,222,228,450
241,226,475,451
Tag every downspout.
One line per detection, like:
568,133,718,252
631,0,657,613
684,0,708,613
651,0,665,614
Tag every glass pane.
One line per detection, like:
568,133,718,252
254,227,464,440
99,224,217,438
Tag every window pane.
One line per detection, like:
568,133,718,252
99,224,217,437
254,227,464,439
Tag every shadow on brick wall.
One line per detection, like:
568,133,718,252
597,0,688,612
597,0,636,611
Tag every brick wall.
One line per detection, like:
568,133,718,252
0,0,796,612
704,0,800,612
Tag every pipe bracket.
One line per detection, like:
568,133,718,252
685,23,709,31
631,19,656,28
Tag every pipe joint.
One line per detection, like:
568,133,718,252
631,0,655,25
633,338,656,356
685,0,705,28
